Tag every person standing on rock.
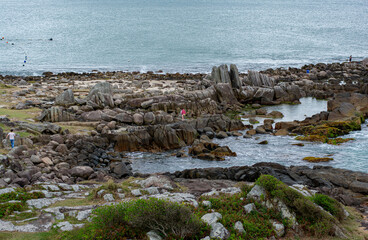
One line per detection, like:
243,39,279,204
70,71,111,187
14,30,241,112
181,109,186,120
349,55,352,62
6,129,16,148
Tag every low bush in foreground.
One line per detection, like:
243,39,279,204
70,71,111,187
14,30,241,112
59,198,204,240
0,190,45,203
312,193,345,221
0,202,26,218
256,175,337,236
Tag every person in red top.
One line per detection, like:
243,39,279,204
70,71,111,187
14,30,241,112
180,109,186,120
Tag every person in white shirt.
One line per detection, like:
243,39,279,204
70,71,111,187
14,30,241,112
6,129,16,148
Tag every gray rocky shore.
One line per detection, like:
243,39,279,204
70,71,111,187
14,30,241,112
0,59,367,237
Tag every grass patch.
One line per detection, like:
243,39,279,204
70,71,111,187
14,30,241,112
49,198,95,208
59,124,95,135
0,231,57,240
89,180,120,200
0,84,15,89
0,108,41,122
225,110,241,120
3,210,38,222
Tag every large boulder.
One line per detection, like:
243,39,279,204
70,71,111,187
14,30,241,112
229,64,242,89
55,89,75,107
115,113,133,123
253,88,275,104
69,166,94,179
18,122,61,134
214,83,239,105
87,82,114,108
210,65,231,84
247,71,275,87
38,106,75,122
81,110,102,122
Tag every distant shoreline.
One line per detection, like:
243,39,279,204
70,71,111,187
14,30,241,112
0,60,365,79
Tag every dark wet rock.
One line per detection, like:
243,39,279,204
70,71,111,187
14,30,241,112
189,141,236,161
170,162,368,206
229,64,242,89
12,177,29,187
110,162,132,178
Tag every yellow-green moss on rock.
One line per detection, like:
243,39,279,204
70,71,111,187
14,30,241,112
303,157,333,162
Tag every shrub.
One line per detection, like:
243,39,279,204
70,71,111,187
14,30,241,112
0,202,25,218
89,179,119,200
60,198,203,240
124,198,203,238
312,194,345,221
0,190,45,203
256,175,336,236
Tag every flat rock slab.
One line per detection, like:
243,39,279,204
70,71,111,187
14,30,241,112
141,192,198,208
0,213,54,232
174,178,238,196
27,198,64,209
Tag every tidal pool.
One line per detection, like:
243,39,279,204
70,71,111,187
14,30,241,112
129,98,368,174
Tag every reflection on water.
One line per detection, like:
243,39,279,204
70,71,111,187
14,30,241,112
129,98,368,174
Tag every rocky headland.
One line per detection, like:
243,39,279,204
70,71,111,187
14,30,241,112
0,59,367,239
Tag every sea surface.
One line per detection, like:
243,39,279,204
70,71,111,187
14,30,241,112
0,0,367,75
129,98,368,174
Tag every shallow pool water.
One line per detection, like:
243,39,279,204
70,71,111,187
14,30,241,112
129,98,368,174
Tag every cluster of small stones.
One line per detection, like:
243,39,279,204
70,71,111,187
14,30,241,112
0,183,97,233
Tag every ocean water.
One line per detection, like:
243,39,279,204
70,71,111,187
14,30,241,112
0,0,367,75
129,98,368,174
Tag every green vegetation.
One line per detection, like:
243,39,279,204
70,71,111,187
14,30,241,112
303,157,334,162
295,117,362,144
0,108,41,122
89,179,119,200
49,198,94,208
0,177,366,240
0,231,57,240
197,190,279,239
0,190,44,203
0,83,15,89
0,189,45,218
311,194,345,221
0,202,26,218
224,110,241,120
3,210,38,222
58,198,205,240
256,175,337,236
